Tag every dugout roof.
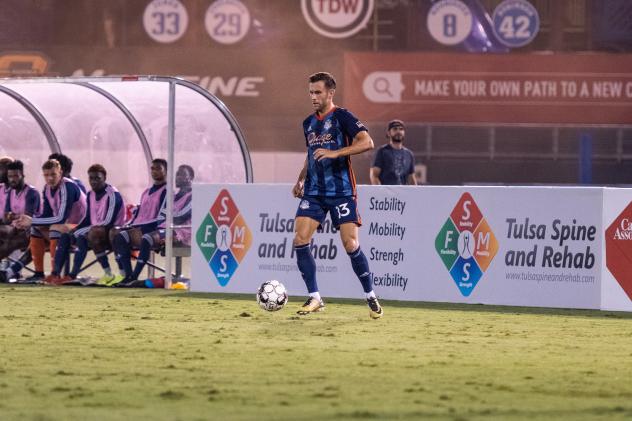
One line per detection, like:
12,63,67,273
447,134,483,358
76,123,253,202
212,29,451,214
0,76,252,202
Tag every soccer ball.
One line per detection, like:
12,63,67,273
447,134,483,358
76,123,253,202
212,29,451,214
256,280,288,311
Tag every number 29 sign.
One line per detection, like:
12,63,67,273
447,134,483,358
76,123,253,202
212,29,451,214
205,0,251,45
492,0,540,48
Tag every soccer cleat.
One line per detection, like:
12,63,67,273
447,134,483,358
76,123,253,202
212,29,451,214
59,275,77,285
105,274,127,287
95,274,115,286
367,297,383,319
296,297,325,315
43,274,63,286
17,273,44,284
114,278,140,288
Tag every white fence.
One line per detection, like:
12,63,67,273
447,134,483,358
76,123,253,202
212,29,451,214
191,184,632,312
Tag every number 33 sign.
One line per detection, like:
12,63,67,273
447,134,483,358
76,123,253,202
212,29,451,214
143,0,189,43
143,0,251,45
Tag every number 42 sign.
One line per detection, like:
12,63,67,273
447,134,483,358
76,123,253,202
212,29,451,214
492,0,540,48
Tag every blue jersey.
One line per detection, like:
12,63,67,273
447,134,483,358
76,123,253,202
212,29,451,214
303,107,367,197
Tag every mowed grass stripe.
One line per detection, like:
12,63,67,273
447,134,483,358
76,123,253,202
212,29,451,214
1,285,632,420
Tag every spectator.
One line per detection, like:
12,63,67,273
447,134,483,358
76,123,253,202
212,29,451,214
370,120,417,185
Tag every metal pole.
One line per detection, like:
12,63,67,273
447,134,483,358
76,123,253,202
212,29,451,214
165,81,176,289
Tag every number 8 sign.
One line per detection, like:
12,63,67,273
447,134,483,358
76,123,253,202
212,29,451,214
427,0,473,46
492,0,540,48
205,0,251,45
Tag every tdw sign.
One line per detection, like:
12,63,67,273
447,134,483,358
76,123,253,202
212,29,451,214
302,0,374,39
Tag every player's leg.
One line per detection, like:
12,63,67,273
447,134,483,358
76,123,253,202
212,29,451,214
50,232,72,280
64,226,95,280
89,226,114,284
338,222,383,319
294,196,326,314
48,224,71,273
26,226,48,282
0,227,28,282
333,196,383,319
131,231,162,281
0,226,27,260
111,228,136,285
0,235,32,282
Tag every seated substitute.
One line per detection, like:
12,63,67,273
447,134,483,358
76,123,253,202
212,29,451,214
107,158,168,286
47,164,125,285
0,156,13,222
6,159,86,284
0,160,40,281
121,164,193,287
49,153,87,194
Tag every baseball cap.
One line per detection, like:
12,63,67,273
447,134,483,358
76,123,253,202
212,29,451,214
387,119,405,130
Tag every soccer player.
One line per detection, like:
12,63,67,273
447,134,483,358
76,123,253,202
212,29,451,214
49,153,87,194
0,160,40,280
108,158,167,286
121,164,193,287
7,159,86,284
292,72,383,319
48,164,125,285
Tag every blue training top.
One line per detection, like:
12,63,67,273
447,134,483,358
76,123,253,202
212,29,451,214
302,107,367,197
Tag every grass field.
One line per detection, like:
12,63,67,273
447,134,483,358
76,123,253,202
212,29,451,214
1,285,632,420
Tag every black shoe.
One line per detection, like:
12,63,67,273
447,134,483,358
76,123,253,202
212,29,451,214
114,278,135,288
0,270,10,283
21,272,45,284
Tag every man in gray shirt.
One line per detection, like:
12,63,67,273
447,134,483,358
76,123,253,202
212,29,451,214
370,119,417,185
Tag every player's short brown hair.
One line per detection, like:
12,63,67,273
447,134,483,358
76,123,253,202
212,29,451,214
309,72,336,90
88,163,107,177
42,159,61,171
0,156,13,165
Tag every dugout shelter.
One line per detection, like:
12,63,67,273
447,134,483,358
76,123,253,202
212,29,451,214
0,76,253,286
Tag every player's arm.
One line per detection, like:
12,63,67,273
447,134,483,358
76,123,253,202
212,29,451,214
314,131,374,161
292,157,308,198
24,188,41,217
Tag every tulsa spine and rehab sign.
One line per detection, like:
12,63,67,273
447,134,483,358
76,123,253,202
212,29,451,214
192,184,632,312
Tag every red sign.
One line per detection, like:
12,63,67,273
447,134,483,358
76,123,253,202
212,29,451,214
344,52,632,124
606,202,632,301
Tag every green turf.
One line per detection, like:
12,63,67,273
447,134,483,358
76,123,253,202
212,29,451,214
1,285,632,420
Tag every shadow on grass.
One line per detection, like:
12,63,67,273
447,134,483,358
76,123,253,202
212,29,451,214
170,290,632,320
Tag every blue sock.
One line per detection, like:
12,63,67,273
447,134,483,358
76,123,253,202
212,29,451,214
295,243,318,293
113,233,132,278
132,236,153,280
95,252,110,272
70,235,89,277
53,233,71,275
348,246,373,293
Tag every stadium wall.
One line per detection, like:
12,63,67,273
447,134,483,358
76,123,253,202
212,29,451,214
191,184,632,312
